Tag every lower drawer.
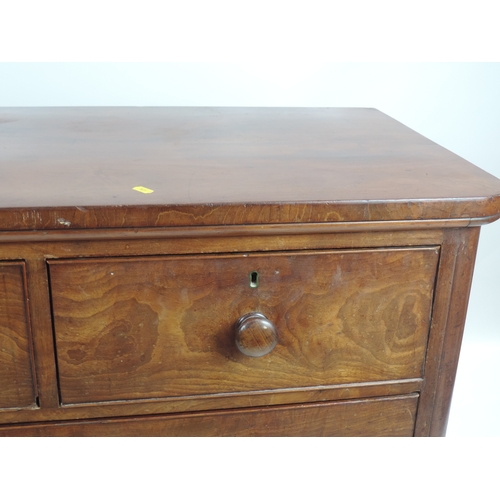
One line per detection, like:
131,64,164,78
0,394,418,436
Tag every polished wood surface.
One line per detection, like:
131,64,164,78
25,259,60,408
0,230,432,426
0,107,499,436
0,394,418,437
415,227,480,436
49,248,438,405
1,107,500,231
0,379,422,425
0,262,37,409
234,312,279,357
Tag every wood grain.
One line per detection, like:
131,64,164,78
1,108,500,231
49,247,439,404
0,229,445,262
0,220,470,244
234,312,279,357
417,227,480,436
0,262,37,409
1,107,498,436
0,379,422,425
0,394,419,436
25,260,60,408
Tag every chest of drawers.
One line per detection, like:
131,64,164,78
1,107,499,436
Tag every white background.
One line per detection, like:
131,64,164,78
1,1,499,496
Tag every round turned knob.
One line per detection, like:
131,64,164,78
234,312,278,357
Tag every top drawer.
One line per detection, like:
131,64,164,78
49,247,439,405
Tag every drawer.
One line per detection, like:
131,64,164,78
0,394,419,436
49,247,439,405
0,262,37,409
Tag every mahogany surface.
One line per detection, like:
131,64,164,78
0,262,36,409
49,248,438,404
0,107,499,436
1,107,500,231
0,395,418,437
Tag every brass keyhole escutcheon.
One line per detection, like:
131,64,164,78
249,271,259,288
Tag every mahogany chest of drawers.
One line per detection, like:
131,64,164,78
1,107,499,436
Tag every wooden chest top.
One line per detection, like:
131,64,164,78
1,107,500,231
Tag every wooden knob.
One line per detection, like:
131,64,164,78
234,313,278,357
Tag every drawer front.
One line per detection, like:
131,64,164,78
0,262,37,409
49,248,439,404
0,394,419,436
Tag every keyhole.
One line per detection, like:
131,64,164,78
249,271,259,288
